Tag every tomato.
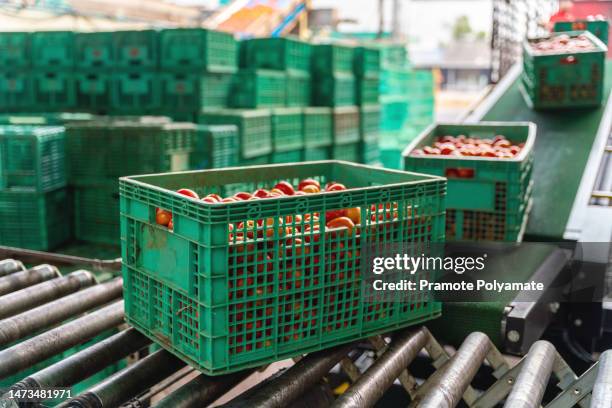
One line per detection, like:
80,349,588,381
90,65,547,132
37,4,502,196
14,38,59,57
423,146,441,155
253,188,270,198
270,188,285,196
168,219,174,230
298,178,320,191
177,189,199,199
325,209,346,222
156,209,172,226
326,216,355,235
222,197,238,203
440,144,455,155
202,197,218,204
274,181,295,196
294,191,307,196
326,183,346,192
234,192,253,201
345,207,361,224
301,184,320,194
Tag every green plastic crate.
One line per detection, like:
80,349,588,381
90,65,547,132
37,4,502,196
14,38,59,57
0,188,71,250
230,70,286,109
272,108,304,152
303,107,332,148
313,73,356,107
554,19,609,45
312,44,354,75
303,146,331,161
0,32,30,67
286,71,311,107
0,125,66,192
354,46,381,78
381,96,410,132
114,30,158,68
377,43,408,68
380,67,412,96
161,71,233,113
0,72,32,111
33,71,76,111
111,71,160,114
160,28,238,72
356,77,380,105
120,161,446,375
31,31,75,68
190,125,238,170
403,122,535,242
332,142,360,162
333,107,360,144
75,31,115,69
199,109,271,159
360,140,380,165
66,119,195,184
271,149,303,163
239,155,270,166
360,104,380,142
77,72,112,111
242,37,311,73
521,31,607,109
0,113,95,126
74,181,120,245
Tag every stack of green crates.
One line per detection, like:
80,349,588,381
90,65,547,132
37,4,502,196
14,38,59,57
111,30,160,114
354,46,380,105
0,125,71,250
199,109,272,165
359,104,381,165
0,32,32,111
160,28,238,120
75,32,114,112
404,122,535,242
230,70,286,108
312,44,356,107
241,37,312,107
190,125,239,170
332,106,360,162
520,31,607,110
303,107,332,161
271,107,303,163
66,117,196,245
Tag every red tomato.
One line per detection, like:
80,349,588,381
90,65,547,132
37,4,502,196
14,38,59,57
270,188,285,196
345,207,361,224
274,181,295,196
326,216,355,235
253,189,270,198
177,189,199,199
294,191,307,196
156,210,172,226
326,183,346,192
325,209,346,222
301,184,320,194
202,197,218,204
234,192,253,201
222,197,238,203
168,219,174,230
298,178,320,191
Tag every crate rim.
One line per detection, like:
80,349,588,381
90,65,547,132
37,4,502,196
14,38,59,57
523,30,608,56
401,121,537,163
120,160,446,206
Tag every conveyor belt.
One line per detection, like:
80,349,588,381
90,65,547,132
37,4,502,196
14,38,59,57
1,258,611,408
468,61,612,240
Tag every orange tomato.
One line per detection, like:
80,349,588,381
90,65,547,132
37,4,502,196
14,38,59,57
345,207,361,224
326,182,347,192
301,184,320,194
274,181,295,196
298,178,320,191
156,210,172,226
177,188,199,199
326,216,355,235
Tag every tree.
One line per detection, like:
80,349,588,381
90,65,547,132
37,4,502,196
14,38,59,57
452,15,472,40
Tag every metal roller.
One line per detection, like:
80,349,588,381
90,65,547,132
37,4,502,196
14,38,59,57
591,350,612,408
8,328,151,397
0,259,25,277
0,300,124,380
0,270,96,320
333,328,429,408
416,332,491,408
220,343,354,408
0,264,60,296
154,371,251,408
60,349,186,408
503,341,556,408
0,277,123,347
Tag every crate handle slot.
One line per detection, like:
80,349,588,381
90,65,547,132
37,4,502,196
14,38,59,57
560,56,578,65
445,168,475,179
572,22,587,30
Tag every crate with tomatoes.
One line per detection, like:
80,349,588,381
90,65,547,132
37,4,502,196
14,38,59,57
120,161,446,374
404,122,535,242
521,31,607,110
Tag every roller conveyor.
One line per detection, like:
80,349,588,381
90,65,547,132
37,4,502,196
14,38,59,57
0,259,610,408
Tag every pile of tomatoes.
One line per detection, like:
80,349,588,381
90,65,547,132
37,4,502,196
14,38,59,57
531,33,595,54
411,134,523,159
